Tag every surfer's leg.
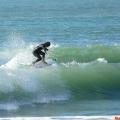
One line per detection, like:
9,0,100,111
33,57,42,64
33,52,42,64
40,51,48,64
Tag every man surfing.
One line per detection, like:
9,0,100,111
32,42,51,65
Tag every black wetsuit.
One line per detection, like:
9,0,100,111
33,45,46,63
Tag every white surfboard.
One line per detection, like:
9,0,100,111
20,59,56,68
34,59,56,68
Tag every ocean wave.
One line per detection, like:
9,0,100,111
0,43,120,106
49,44,120,63
0,60,120,102
0,43,120,64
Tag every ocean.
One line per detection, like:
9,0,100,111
0,0,120,119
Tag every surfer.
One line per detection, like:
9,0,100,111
32,42,51,64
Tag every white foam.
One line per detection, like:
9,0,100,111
96,58,108,63
0,62,70,103
0,103,19,111
35,94,70,104
61,60,89,68
0,116,115,120
61,58,108,68
1,51,33,70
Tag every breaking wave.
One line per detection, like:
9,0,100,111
0,43,120,110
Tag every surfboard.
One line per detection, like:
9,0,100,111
34,59,56,68
20,59,56,68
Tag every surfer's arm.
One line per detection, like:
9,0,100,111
43,47,48,54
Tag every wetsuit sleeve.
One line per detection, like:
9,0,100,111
43,47,48,53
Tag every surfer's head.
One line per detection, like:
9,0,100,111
43,42,51,47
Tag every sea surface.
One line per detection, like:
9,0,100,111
0,0,120,118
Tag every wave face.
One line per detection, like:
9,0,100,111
49,45,120,63
0,44,120,110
